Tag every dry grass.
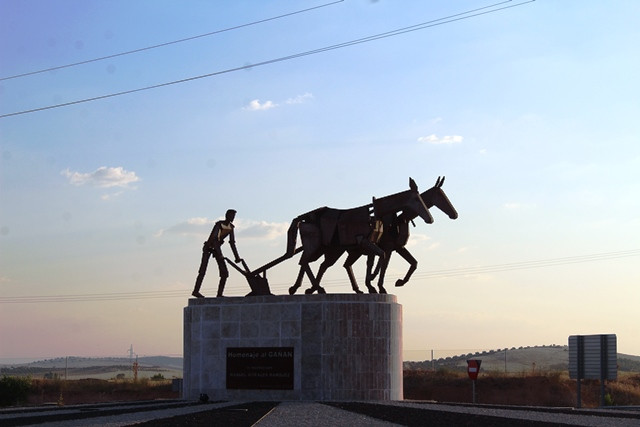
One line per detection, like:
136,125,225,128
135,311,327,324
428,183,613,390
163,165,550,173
404,369,640,408
9,371,640,408
607,373,640,406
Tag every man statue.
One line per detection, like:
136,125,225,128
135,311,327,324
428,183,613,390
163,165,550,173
192,209,242,298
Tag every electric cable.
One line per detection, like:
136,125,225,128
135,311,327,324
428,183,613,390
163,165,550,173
0,0,344,82
0,0,535,119
1,248,636,304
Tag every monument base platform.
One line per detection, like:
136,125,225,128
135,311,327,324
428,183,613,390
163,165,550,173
183,294,402,401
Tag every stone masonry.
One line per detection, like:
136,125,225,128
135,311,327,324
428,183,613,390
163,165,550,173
183,294,403,401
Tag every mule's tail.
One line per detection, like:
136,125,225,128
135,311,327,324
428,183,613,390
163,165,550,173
286,216,301,257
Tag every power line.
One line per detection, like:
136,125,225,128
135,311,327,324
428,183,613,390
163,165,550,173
1,248,636,304
409,248,640,280
0,0,345,82
0,0,535,119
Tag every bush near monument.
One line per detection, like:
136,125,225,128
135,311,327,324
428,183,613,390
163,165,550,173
0,375,31,406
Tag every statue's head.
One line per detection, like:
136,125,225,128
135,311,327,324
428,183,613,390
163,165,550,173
225,209,237,222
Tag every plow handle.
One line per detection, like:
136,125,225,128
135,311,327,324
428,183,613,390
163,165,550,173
224,257,250,277
252,246,303,276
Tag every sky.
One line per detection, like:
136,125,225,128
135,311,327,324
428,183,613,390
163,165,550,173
1,0,639,362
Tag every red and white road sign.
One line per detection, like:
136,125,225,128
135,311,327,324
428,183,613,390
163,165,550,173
467,359,482,380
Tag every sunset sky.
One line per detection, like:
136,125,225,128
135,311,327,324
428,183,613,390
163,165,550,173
1,0,639,362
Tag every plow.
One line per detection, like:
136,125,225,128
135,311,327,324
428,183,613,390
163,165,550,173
224,247,304,296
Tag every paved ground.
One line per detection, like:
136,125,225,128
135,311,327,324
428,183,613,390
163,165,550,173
2,400,640,426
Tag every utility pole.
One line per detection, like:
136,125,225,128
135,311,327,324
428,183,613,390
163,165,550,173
133,355,139,382
129,345,137,380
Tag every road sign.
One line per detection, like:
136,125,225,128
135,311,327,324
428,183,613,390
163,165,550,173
568,334,617,380
467,359,481,380
568,334,617,408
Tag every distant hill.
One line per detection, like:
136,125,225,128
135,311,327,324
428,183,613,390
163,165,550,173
404,345,640,374
0,356,183,380
2,347,638,379
1,356,182,369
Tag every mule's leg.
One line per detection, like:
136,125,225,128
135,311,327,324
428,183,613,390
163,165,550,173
302,264,323,294
306,250,342,294
364,254,378,293
343,251,364,294
370,253,385,280
289,265,307,295
376,252,392,294
394,247,417,287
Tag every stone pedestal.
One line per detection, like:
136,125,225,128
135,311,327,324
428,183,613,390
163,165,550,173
183,294,403,401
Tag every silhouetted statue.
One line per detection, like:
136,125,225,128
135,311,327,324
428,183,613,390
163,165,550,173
365,176,458,293
188,177,457,298
192,209,243,298
286,178,433,295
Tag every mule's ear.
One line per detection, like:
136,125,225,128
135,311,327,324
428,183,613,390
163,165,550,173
409,177,418,191
435,176,441,187
439,176,445,187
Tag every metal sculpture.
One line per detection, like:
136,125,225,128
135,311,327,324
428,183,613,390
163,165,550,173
286,178,433,295
365,176,458,293
188,177,456,298
192,209,243,298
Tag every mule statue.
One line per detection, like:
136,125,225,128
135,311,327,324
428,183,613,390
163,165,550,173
285,178,433,295
365,176,458,294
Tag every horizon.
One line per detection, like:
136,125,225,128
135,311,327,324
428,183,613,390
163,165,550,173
2,1,639,359
3,343,640,367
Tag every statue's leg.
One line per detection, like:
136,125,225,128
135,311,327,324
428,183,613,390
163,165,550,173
303,264,321,294
377,252,392,294
192,250,210,298
365,254,377,293
215,254,229,297
289,265,306,295
371,255,383,280
395,247,417,287
306,250,341,294
343,251,363,293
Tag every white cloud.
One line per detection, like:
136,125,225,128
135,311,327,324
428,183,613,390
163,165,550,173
244,93,313,111
285,93,314,104
61,166,140,188
418,134,463,145
154,217,213,238
504,202,537,210
405,233,432,248
100,191,124,201
244,99,277,111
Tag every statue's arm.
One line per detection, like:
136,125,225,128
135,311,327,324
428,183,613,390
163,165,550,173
229,229,241,262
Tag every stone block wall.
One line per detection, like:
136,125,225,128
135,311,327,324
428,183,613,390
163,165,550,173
183,294,402,401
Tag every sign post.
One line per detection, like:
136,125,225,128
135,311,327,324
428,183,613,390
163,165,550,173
466,359,481,404
568,334,617,408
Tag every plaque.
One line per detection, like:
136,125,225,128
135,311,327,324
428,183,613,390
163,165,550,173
226,347,294,390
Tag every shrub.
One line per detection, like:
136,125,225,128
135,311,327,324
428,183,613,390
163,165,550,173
0,376,32,406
